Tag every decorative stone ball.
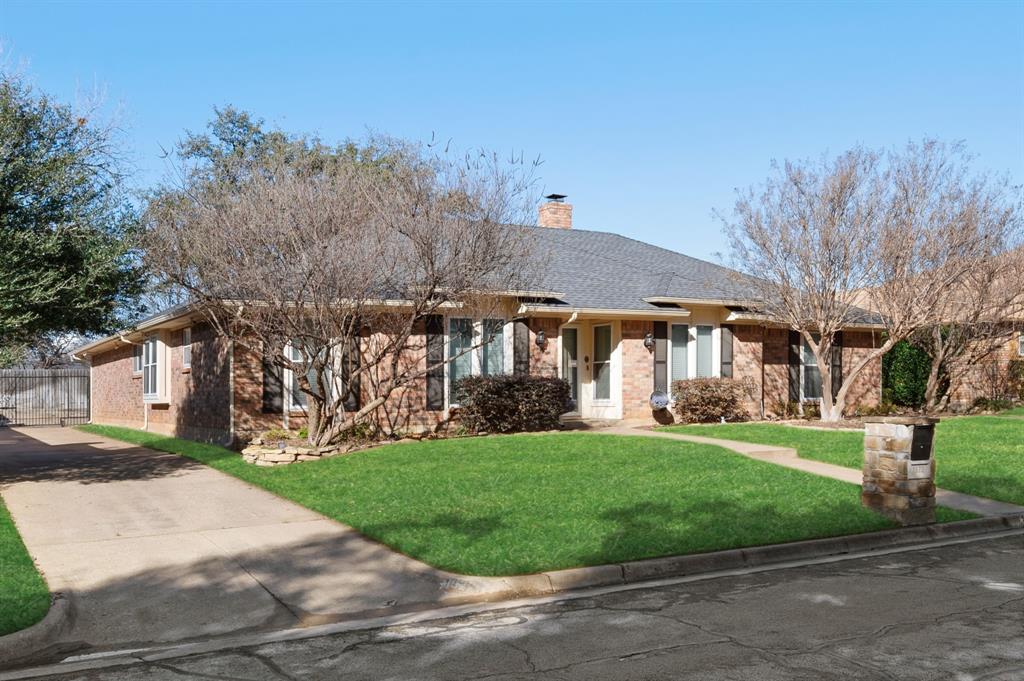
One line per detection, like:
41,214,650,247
649,391,671,411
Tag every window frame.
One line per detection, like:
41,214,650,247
132,344,143,375
1019,331,1024,357
668,323,689,385
284,342,310,413
181,327,192,370
800,333,824,402
142,335,161,401
444,316,512,409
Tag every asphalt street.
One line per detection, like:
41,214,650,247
30,533,1024,681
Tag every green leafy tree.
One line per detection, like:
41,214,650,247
0,74,144,359
882,340,933,407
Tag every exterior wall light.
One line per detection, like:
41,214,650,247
535,329,546,347
643,332,655,350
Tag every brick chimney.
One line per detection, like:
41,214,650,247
538,194,572,229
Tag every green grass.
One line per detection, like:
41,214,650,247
999,406,1024,417
664,416,1024,506
76,425,974,576
0,495,50,636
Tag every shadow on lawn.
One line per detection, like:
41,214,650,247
937,472,1024,507
577,493,864,569
362,512,508,544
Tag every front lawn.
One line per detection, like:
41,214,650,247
0,495,50,636
664,415,1024,506
78,425,970,576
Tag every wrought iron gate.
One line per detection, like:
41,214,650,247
0,369,90,427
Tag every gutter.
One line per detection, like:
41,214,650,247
518,305,692,319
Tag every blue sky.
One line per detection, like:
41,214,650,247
3,0,1022,261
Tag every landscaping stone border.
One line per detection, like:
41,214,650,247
0,593,72,669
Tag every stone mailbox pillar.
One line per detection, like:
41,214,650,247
861,416,939,526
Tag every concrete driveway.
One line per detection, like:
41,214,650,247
0,427,498,658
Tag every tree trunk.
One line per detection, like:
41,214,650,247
922,327,946,413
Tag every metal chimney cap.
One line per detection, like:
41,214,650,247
544,193,567,202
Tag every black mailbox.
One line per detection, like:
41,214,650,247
910,424,934,462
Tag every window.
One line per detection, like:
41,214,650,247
132,344,143,374
480,319,504,376
448,318,474,404
593,324,612,401
286,343,322,411
695,325,713,378
142,336,160,399
447,318,510,406
182,327,192,369
1019,331,1024,357
670,324,689,383
802,335,823,400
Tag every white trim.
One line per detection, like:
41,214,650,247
518,304,691,319
142,334,169,404
284,342,307,413
558,323,581,414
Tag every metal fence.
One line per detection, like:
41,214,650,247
0,369,90,427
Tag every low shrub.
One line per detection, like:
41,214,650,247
1009,360,1024,401
857,401,900,417
671,378,749,423
261,428,293,442
457,375,571,433
971,397,1014,413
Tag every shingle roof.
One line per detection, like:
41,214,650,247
523,226,757,311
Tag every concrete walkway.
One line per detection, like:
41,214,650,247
0,427,509,657
604,426,1024,517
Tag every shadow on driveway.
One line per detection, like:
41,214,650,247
0,428,205,485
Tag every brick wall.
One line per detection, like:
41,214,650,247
528,318,560,377
732,324,764,417
948,328,1022,408
842,330,882,411
90,322,231,443
91,342,144,429
762,327,791,417
621,320,654,419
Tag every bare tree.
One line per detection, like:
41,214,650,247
912,247,1024,411
144,134,540,446
725,140,1020,421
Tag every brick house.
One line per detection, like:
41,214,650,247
946,326,1024,409
73,197,883,445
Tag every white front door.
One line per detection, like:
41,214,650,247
577,321,621,419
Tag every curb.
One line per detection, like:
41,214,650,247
3,519,1021,679
476,514,1024,600
0,593,73,669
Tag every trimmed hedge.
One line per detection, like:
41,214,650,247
671,378,749,423
457,375,571,433
882,340,932,407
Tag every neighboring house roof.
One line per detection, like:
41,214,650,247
524,226,756,312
